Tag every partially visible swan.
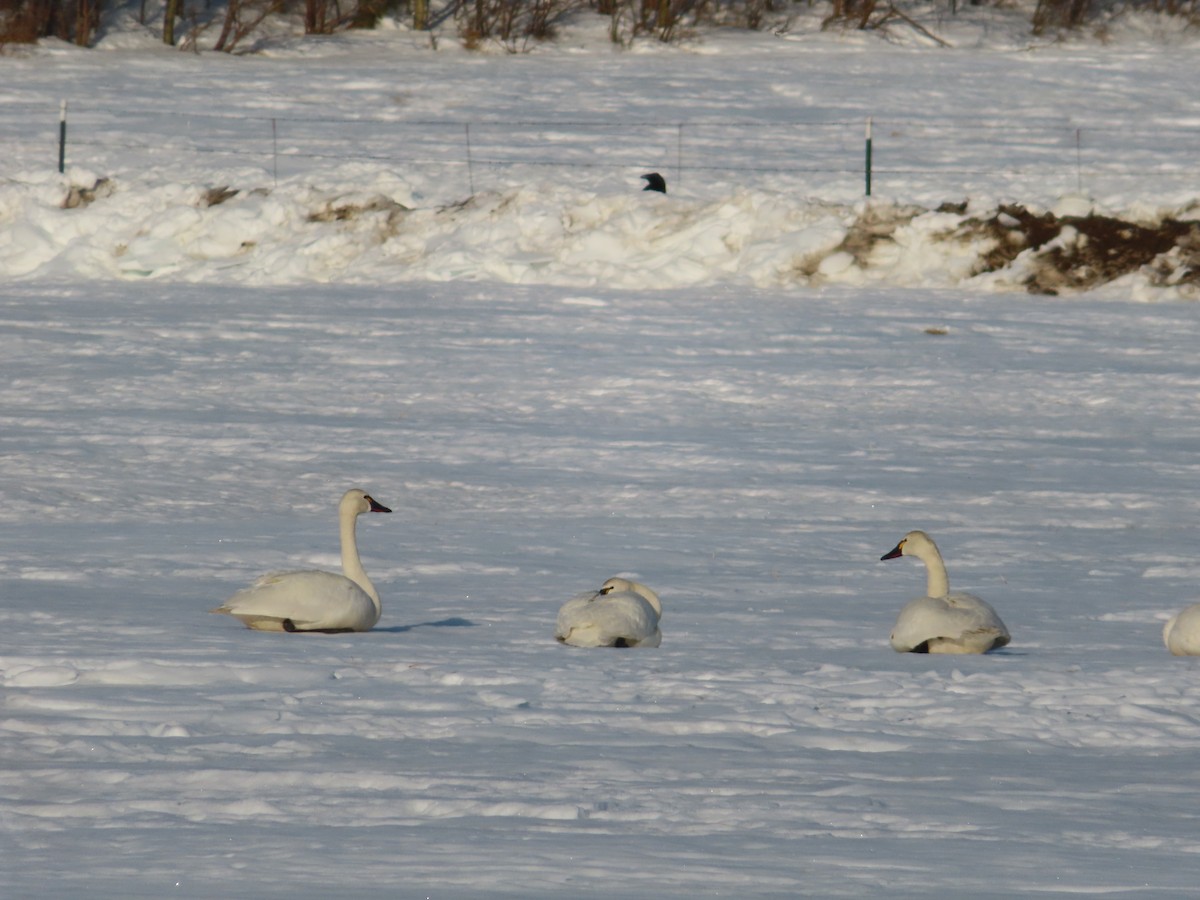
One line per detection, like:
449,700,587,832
555,577,662,648
1163,604,1200,655
210,488,392,633
880,530,1010,654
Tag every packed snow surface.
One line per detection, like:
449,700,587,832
4,13,1200,899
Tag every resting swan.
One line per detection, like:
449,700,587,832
210,488,392,633
1163,604,1200,656
880,530,1010,654
555,577,662,648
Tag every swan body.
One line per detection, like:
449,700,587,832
881,530,1010,654
211,488,391,633
1163,603,1200,656
555,577,662,648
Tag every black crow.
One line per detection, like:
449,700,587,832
641,172,667,194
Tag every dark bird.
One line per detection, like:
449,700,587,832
641,172,667,194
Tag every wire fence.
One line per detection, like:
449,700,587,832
2,102,1197,205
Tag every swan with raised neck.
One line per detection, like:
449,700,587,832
211,488,391,633
880,530,1010,654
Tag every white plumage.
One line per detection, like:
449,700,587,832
210,488,391,633
880,530,1010,654
555,577,662,648
1163,603,1200,656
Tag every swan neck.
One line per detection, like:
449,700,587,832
340,506,380,612
918,545,950,597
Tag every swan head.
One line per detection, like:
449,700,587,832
600,577,638,595
598,577,661,614
341,488,392,516
881,530,938,562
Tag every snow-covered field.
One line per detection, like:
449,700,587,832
4,10,1200,898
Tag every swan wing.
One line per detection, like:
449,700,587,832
890,593,1010,654
212,569,379,632
556,590,661,648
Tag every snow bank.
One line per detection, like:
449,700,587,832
4,172,1198,297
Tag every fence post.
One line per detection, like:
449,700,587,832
58,100,67,174
1075,127,1082,194
677,123,683,191
864,117,872,197
465,123,476,195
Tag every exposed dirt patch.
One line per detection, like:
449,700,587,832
836,202,926,267
307,196,410,224
823,200,1199,295
202,186,240,207
957,203,1200,295
62,177,113,209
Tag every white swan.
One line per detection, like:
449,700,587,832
555,577,662,648
880,530,1010,654
1163,603,1200,656
210,488,392,633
